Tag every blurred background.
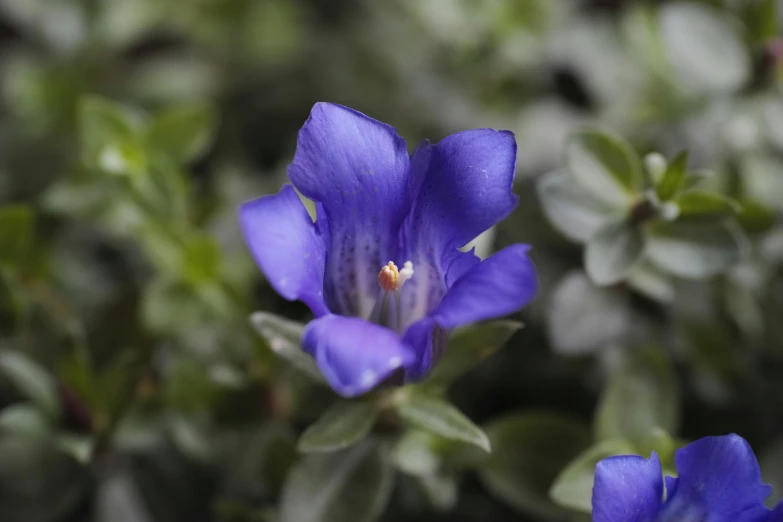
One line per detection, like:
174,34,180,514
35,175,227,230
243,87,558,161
0,0,783,521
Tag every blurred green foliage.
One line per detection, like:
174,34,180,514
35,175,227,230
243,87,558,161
1,0,783,521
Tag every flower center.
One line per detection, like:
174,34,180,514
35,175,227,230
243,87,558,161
370,261,414,331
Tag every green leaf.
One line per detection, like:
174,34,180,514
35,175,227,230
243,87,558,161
298,400,378,453
643,152,668,184
626,262,675,303
392,430,441,477
478,411,592,519
0,351,60,420
584,220,646,286
427,320,521,386
746,0,778,44
655,151,688,201
146,102,218,163
78,96,145,170
0,403,52,439
741,153,783,213
0,205,34,269
549,438,636,513
647,221,748,279
536,169,617,243
279,440,394,522
249,312,326,383
658,3,750,94
595,347,679,443
673,190,740,221
548,271,630,355
396,392,490,452
565,129,643,208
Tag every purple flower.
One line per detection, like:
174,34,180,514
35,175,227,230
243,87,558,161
592,434,783,522
239,103,537,397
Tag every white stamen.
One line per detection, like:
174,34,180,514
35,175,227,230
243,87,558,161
398,261,414,289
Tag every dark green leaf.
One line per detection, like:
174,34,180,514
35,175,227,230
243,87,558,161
585,220,646,286
655,151,687,201
478,412,592,519
673,190,740,221
427,320,521,386
746,0,778,43
647,221,748,279
397,392,490,452
146,102,218,163
536,169,617,243
298,400,378,453
0,351,60,420
249,312,326,383
279,440,394,522
549,438,636,513
0,205,34,269
565,130,643,208
595,347,679,443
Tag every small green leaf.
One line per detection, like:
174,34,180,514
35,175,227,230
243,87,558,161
298,400,378,453
566,130,643,208
0,351,60,420
673,190,740,221
655,151,688,201
585,220,646,286
279,440,394,522
0,205,34,269
548,271,630,355
250,312,326,383
146,102,218,163
536,169,617,243
396,393,490,452
595,347,679,443
647,221,748,279
78,96,145,170
549,438,636,513
478,411,592,519
427,320,521,386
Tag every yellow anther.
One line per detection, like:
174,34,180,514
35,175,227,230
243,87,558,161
378,260,414,292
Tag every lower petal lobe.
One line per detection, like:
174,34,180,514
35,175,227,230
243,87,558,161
288,103,411,319
302,314,417,397
661,434,773,522
239,185,328,317
592,453,663,522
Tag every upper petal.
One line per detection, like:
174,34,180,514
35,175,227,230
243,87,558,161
239,185,328,317
288,103,411,318
661,434,773,522
592,453,663,522
404,129,518,254
302,314,417,397
431,244,537,330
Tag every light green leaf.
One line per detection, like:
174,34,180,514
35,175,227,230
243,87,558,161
655,151,688,201
279,440,394,522
0,351,60,420
659,3,750,94
585,220,646,286
595,348,679,443
298,400,378,453
78,96,145,170
146,102,218,163
0,205,34,269
478,411,592,519
537,169,617,243
427,320,521,386
250,312,325,383
0,403,51,439
393,430,441,477
565,130,642,208
548,271,630,355
647,221,748,279
396,393,490,452
673,191,740,221
627,262,675,303
549,438,636,513
741,153,783,213
643,152,668,184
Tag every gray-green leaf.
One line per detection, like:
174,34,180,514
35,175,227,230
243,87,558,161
566,130,642,208
595,347,679,443
585,220,646,286
0,351,60,420
549,438,636,513
250,312,325,383
396,393,490,452
279,440,394,522
146,102,218,163
298,400,378,453
647,221,748,279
